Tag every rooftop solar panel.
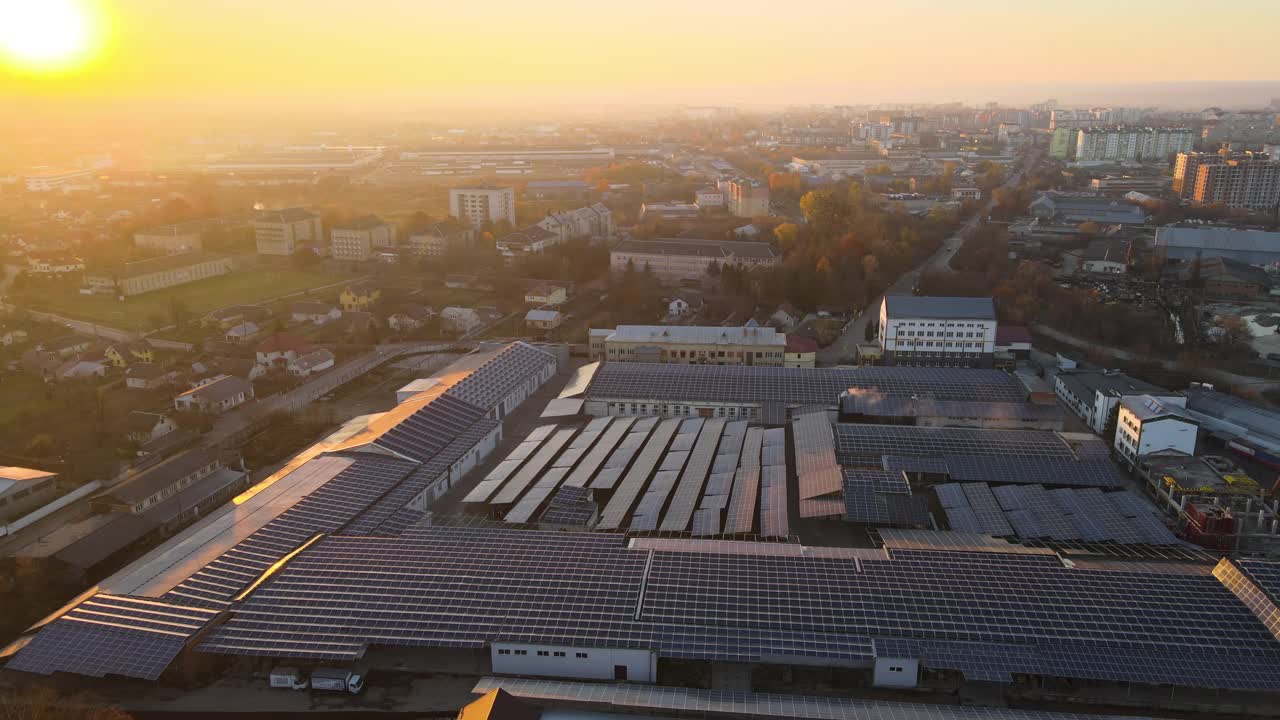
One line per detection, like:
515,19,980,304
502,467,572,524
760,465,789,537
934,483,969,509
374,394,487,462
724,428,764,534
961,483,1015,536
444,342,556,412
584,363,1027,406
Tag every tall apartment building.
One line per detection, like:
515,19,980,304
727,179,770,217
253,208,322,256
878,296,997,368
1174,151,1280,211
1075,127,1194,163
330,215,395,262
449,186,516,228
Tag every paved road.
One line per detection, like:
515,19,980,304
817,149,1042,365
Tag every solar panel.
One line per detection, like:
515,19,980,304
724,427,764,534
539,485,597,526
934,483,969,509
961,483,1014,536
374,393,488,462
793,412,843,504
759,465,789,537
836,425,1078,464
489,427,578,506
991,484,1025,511
502,467,572,525
563,416,634,488
943,506,982,533
444,342,556,413
583,363,1028,407
596,418,681,530
692,507,722,536
1105,491,1178,545
661,418,725,532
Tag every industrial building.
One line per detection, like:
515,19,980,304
587,325,788,367
579,363,1029,423
1183,384,1280,467
609,238,781,285
85,253,234,297
1028,193,1147,225
1153,226,1280,266
253,208,323,256
878,296,998,368
1053,368,1181,434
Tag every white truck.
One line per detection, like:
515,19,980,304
269,666,308,690
309,667,365,694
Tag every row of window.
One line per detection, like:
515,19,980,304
895,341,984,349
497,649,590,659
897,330,985,338
610,402,761,420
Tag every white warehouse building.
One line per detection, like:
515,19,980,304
878,296,997,368
1114,395,1200,469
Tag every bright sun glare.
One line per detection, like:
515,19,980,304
0,0,98,72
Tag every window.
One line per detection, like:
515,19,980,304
553,651,566,657
576,652,589,658
537,650,550,657
498,649,511,655
515,650,528,656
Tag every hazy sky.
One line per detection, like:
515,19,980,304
3,0,1280,111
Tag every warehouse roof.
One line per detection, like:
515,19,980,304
598,325,787,347
1156,226,1280,253
254,207,318,223
1056,369,1172,401
614,238,780,260
98,449,222,506
882,295,996,320
584,363,1027,406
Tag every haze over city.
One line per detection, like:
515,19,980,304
5,2,1280,719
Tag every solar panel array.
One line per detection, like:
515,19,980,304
662,418,725,531
597,418,682,530
162,456,419,608
490,428,578,506
471,676,1161,720
589,417,658,490
938,483,1177,545
720,424,758,535
843,394,1065,424
6,594,221,680
347,418,500,535
837,424,1123,489
538,485,597,526
844,470,932,526
563,416,631,488
759,429,790,538
1217,560,1280,641
374,393,487,462
584,363,1028,406
443,341,556,413
794,413,844,518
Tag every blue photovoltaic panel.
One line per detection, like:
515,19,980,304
759,466,789,537
597,418,681,530
564,416,633,488
1049,488,1109,542
1106,491,1178,545
991,484,1025,511
1005,509,1043,538
444,342,555,413
662,418,725,532
934,483,969,510
961,483,1014,536
375,394,488,462
945,506,982,534
489,428,578,506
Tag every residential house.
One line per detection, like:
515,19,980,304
524,284,567,307
442,307,483,335
255,334,314,370
408,220,473,258
173,375,254,414
994,326,1034,359
668,292,704,317
211,356,266,383
126,411,178,444
784,335,818,369
951,187,982,201
388,305,436,333
20,349,60,378
56,356,108,380
525,309,562,331
290,301,342,325
125,362,177,390
203,304,270,330
224,322,260,343
104,342,154,367
288,349,335,378
43,335,91,358
770,303,803,330
536,203,614,244
340,311,377,335
339,280,382,311
1,328,29,347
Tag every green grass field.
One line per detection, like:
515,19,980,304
29,267,357,331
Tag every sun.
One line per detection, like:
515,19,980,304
0,0,101,72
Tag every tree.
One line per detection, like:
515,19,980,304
0,686,133,720
773,223,800,252
24,433,55,457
